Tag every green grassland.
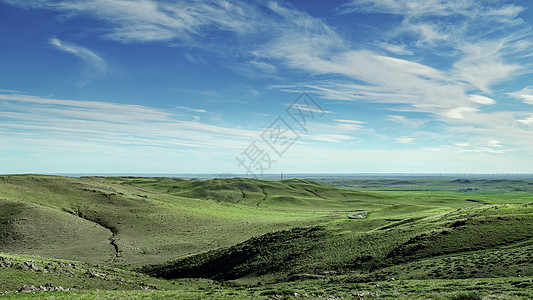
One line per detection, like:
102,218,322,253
0,174,532,299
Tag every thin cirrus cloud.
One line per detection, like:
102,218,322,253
518,116,533,125
336,0,525,19
396,137,415,144
375,42,414,56
304,133,355,143
468,95,496,105
509,86,533,105
177,106,208,113
13,0,259,43
0,92,170,122
384,115,424,129
289,104,332,114
0,92,260,153
49,38,107,86
334,119,365,131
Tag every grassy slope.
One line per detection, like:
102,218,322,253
1,175,532,299
1,252,532,299
0,252,174,292
116,177,389,210
140,203,533,282
0,198,114,262
0,175,394,265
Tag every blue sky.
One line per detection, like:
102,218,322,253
1,0,533,174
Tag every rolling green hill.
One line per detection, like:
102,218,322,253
140,203,533,282
114,177,389,209
0,175,392,265
1,174,532,299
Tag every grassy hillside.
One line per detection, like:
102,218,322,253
0,198,114,262
0,175,392,265
140,203,533,282
1,174,532,299
114,177,389,210
2,252,532,299
0,252,171,292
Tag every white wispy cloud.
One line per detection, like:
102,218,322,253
335,119,365,124
454,142,470,147
438,138,508,154
509,86,533,105
0,92,261,154
457,147,507,154
468,95,496,105
334,119,365,131
0,88,23,93
337,0,524,19
396,137,415,144
49,38,107,86
177,106,207,113
436,110,533,157
488,139,503,148
384,115,424,129
376,42,413,55
278,144,528,173
453,40,523,93
253,2,346,72
304,133,355,143
10,0,259,44
248,60,277,74
289,104,331,114
444,107,479,119
337,0,475,16
0,93,171,122
518,116,533,125
401,22,449,47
